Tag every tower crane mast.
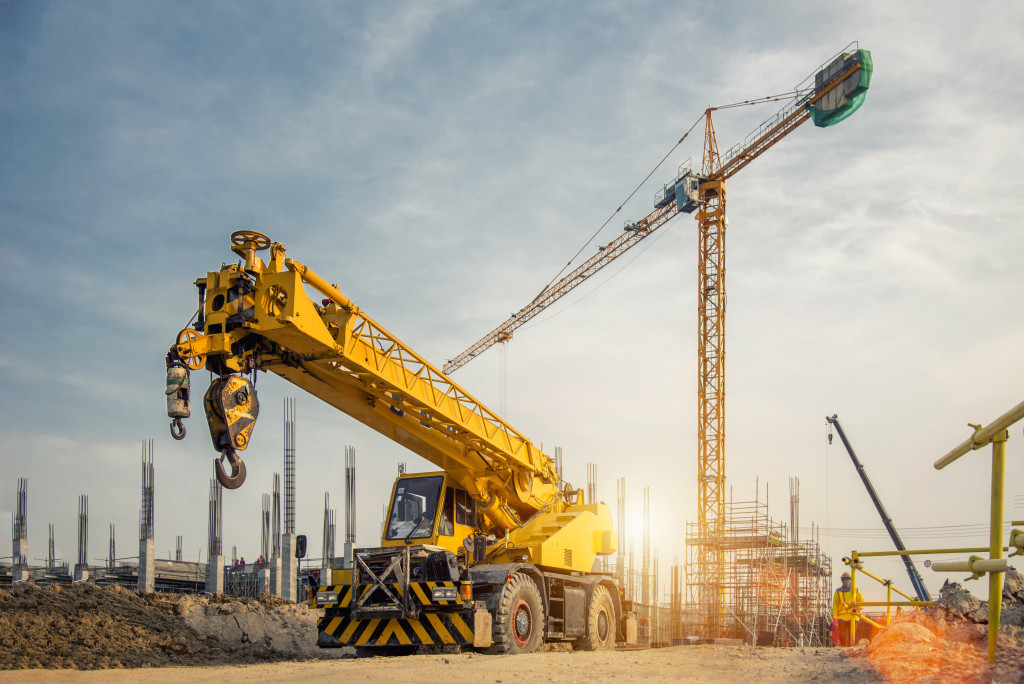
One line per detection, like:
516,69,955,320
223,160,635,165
445,44,872,638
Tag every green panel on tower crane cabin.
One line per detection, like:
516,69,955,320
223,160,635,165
807,49,873,127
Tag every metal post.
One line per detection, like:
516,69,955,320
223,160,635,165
886,583,892,626
987,433,1006,664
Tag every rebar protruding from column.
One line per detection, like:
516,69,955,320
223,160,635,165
272,473,282,558
652,547,660,645
261,494,271,561
628,539,635,602
108,524,116,570
397,461,406,476
670,555,683,644
284,398,296,535
322,492,336,571
556,447,564,490
789,476,800,545
208,473,223,558
140,440,154,541
586,463,596,505
77,495,88,567
46,523,55,571
175,535,183,562
616,477,625,590
642,486,651,618
345,446,356,544
12,478,28,565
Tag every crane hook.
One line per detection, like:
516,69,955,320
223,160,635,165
170,418,186,440
215,448,247,489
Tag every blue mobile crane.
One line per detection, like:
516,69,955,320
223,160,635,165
826,414,931,602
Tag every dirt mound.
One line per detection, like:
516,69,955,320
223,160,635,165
858,568,1024,684
0,583,348,670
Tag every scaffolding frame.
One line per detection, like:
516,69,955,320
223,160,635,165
684,492,832,645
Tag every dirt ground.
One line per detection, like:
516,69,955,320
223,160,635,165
0,582,347,670
0,646,882,683
1,570,1022,683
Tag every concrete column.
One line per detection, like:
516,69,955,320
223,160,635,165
343,541,354,569
73,565,89,582
281,533,297,602
205,555,224,594
268,556,282,596
257,565,271,595
12,538,28,582
138,538,155,592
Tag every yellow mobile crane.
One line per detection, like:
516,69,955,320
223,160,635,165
165,231,618,654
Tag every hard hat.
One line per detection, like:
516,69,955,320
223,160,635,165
841,572,851,580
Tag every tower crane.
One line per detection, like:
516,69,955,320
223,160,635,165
444,43,873,638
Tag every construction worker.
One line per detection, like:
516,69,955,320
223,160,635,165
831,572,864,646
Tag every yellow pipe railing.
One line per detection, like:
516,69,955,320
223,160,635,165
841,553,933,645
933,400,1023,665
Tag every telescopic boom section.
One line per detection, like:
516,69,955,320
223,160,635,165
172,233,561,536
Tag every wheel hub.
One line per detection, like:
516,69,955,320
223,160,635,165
512,599,532,646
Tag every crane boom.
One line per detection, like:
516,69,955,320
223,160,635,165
826,414,931,602
171,233,565,528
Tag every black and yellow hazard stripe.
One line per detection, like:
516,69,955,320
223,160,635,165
313,584,354,607
315,581,468,608
318,611,476,647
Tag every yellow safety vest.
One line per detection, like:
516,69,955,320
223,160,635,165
832,588,863,621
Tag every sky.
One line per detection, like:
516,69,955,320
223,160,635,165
1,1,1022,605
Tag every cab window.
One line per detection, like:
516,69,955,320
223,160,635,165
441,487,455,536
385,476,443,540
455,489,474,526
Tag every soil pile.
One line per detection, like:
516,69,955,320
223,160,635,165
858,568,1024,683
0,583,348,670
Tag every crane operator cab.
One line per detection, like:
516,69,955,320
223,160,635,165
383,473,477,554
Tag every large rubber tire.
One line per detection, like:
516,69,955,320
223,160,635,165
575,585,616,651
488,573,545,654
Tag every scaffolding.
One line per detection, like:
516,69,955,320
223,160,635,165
683,487,832,645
